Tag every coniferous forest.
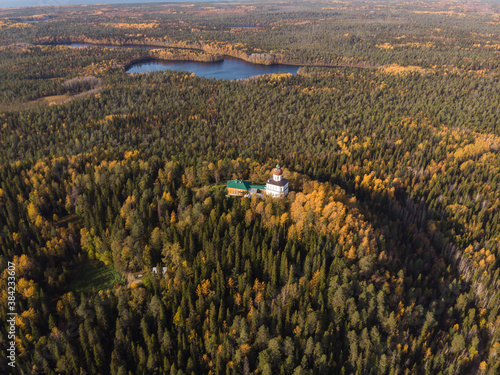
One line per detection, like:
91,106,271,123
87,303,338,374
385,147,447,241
1,1,500,374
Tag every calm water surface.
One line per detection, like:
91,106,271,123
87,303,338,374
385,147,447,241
60,42,299,80
127,59,299,80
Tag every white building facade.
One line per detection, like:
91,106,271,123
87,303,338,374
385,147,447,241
265,164,289,198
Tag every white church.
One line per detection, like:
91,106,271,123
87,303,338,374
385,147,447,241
265,164,289,198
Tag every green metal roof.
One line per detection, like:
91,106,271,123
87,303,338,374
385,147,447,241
227,180,251,190
250,185,266,190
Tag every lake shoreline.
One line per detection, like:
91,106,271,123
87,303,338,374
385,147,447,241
125,58,300,80
123,56,305,73
44,41,376,70
123,57,225,72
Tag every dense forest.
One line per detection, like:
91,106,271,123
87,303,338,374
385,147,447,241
1,1,500,374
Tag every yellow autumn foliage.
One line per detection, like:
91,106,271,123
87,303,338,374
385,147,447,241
453,133,500,163
375,43,394,50
102,22,158,29
288,181,377,259
196,279,212,297
380,64,429,75
17,278,35,299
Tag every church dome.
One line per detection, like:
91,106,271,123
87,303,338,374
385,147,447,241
272,164,283,176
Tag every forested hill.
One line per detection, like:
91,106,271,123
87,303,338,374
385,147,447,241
1,1,500,374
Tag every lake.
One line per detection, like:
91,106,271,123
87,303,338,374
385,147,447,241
126,59,299,80
60,42,299,80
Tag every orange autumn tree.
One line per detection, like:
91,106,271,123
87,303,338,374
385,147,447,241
288,181,378,261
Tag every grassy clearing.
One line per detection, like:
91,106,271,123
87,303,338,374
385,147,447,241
0,94,68,112
0,100,40,112
68,259,124,294
38,94,69,106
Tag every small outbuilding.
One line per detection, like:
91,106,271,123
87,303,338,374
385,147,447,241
227,180,265,196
